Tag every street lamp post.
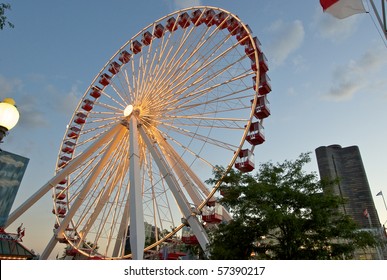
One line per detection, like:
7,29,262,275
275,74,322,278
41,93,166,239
0,98,20,142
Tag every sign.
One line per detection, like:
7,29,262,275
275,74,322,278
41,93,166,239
0,150,29,227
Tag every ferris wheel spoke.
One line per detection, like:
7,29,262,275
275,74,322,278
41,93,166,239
162,41,235,99
109,82,131,107
77,120,119,138
160,118,246,133
159,122,240,151
156,61,249,115
171,88,252,114
156,129,225,170
167,33,241,92
93,98,123,113
169,54,249,107
142,25,199,93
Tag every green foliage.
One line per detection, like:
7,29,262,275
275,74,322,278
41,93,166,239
207,153,382,260
0,3,14,30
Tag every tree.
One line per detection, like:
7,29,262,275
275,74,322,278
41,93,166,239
206,153,382,260
0,3,14,30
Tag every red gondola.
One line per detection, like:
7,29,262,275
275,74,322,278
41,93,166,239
259,74,271,95
67,131,79,139
159,252,186,260
227,17,239,35
55,193,66,200
191,9,203,26
202,204,222,223
181,226,199,245
108,61,121,75
154,23,165,38
66,248,78,256
246,121,265,146
82,99,94,112
245,37,262,61
178,12,191,28
74,112,87,125
53,207,67,215
119,50,131,64
252,74,271,95
131,40,142,54
236,25,251,45
166,17,178,32
90,86,102,98
203,9,215,26
141,31,153,45
259,52,269,73
62,146,73,153
99,73,111,87
58,179,67,185
60,155,71,162
215,11,228,29
235,149,255,172
253,95,270,119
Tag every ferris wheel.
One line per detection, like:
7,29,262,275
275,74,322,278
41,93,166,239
6,6,271,260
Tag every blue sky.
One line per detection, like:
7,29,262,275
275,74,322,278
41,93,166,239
1,0,387,258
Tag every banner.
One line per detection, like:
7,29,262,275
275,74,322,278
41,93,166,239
0,150,29,227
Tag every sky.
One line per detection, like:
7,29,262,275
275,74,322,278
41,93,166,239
1,0,387,259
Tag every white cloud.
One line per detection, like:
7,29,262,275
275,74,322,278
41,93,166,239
17,94,50,128
0,74,81,129
0,76,23,99
266,20,305,66
45,83,80,116
313,8,361,42
324,46,387,101
62,84,82,114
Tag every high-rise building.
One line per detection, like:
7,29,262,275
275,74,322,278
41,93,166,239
315,145,380,228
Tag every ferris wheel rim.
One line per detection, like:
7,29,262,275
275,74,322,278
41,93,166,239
51,6,267,259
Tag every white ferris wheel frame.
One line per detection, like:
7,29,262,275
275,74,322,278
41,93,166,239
4,6,270,260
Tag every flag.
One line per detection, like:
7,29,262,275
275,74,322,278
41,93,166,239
376,191,383,196
320,0,367,19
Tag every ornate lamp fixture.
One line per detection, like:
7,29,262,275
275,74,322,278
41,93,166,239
0,98,20,142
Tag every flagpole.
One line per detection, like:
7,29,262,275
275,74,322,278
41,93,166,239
369,0,387,40
382,0,386,34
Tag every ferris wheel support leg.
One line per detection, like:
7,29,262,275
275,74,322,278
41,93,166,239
40,234,59,260
138,125,210,254
157,139,202,207
128,117,145,260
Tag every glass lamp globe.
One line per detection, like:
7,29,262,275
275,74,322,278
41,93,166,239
0,98,20,141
